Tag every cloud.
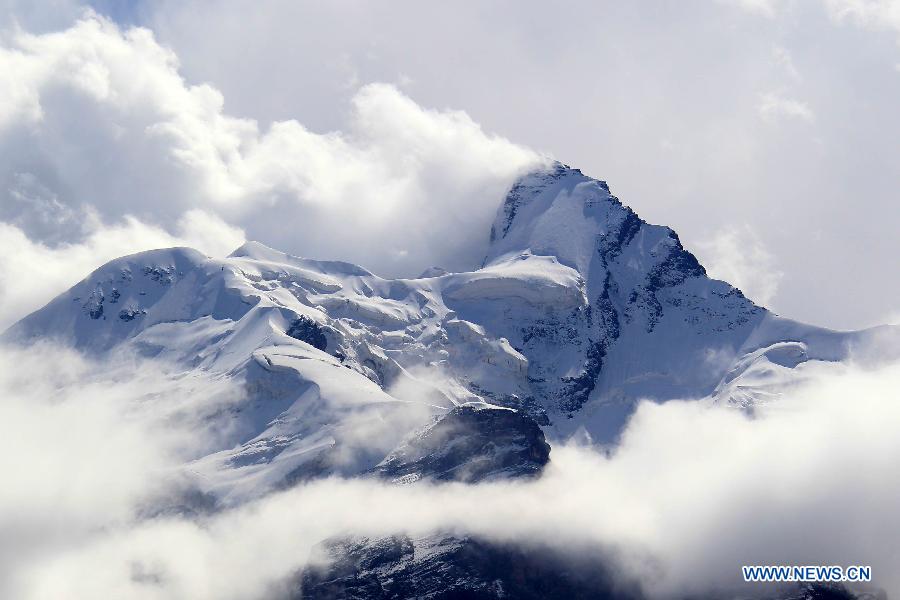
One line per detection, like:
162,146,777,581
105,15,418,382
824,0,900,35
0,342,244,598
718,0,784,18
772,46,801,80
722,0,900,28
693,226,784,306
3,336,898,599
0,14,540,334
883,310,900,324
757,91,816,122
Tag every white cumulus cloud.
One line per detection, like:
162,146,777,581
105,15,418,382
0,13,541,330
2,340,899,599
757,91,816,122
824,0,900,35
693,226,784,306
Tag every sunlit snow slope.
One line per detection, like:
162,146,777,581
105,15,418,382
5,162,885,502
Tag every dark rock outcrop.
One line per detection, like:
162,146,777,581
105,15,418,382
374,404,550,484
296,533,641,600
287,316,329,351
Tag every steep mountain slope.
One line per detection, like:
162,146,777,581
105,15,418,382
296,532,642,600
478,163,868,438
4,162,880,502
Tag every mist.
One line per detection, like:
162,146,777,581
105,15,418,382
3,338,898,599
0,342,244,596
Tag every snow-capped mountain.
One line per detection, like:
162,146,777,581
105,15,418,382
4,162,882,503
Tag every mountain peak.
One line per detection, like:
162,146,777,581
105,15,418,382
3,245,210,346
486,163,607,272
229,240,374,277
228,240,282,260
485,162,660,277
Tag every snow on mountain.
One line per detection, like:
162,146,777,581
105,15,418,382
478,162,880,438
4,161,885,502
375,403,551,484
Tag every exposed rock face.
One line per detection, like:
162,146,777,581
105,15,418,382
286,315,329,351
375,404,550,484
296,533,642,600
296,404,562,599
767,584,882,600
298,542,883,600
478,163,765,430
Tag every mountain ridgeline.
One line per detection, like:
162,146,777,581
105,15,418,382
5,161,872,491
3,162,884,599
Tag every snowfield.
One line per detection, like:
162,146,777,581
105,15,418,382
4,162,890,504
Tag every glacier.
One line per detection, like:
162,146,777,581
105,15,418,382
4,161,885,506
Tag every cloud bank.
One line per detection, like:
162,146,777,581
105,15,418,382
0,13,540,329
3,338,898,599
0,342,244,598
